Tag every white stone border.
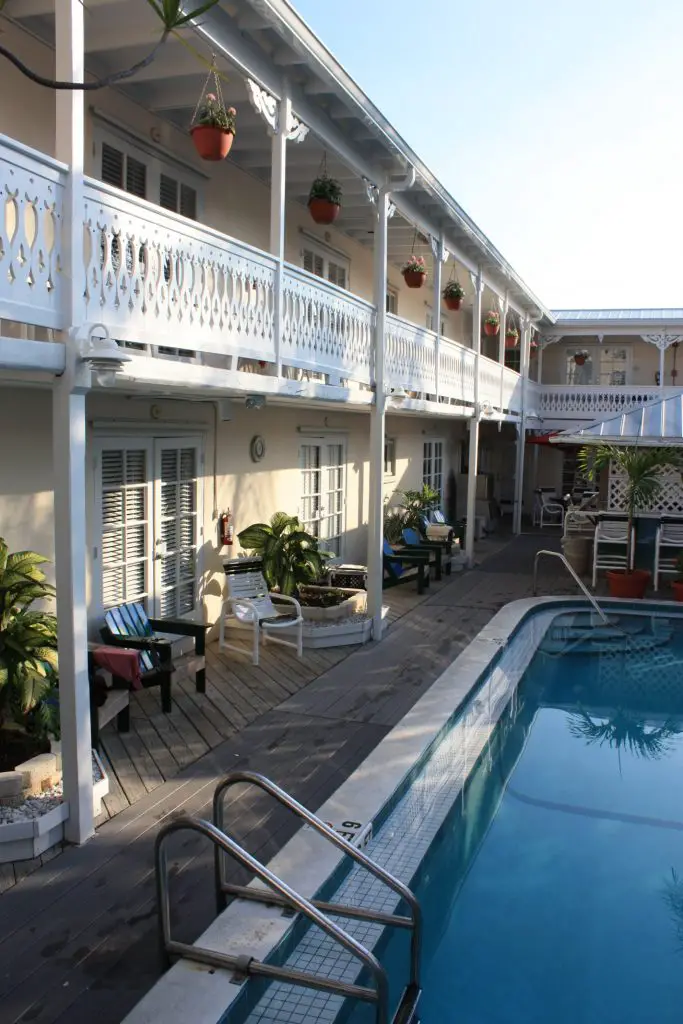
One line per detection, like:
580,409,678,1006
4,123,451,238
125,596,663,1024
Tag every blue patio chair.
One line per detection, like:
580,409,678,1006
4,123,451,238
101,602,207,714
402,527,451,580
383,539,430,594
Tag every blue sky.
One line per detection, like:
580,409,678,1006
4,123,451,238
292,0,683,310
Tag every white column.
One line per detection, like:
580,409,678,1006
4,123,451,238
513,316,531,535
465,268,484,566
55,0,93,844
498,293,509,366
431,233,444,401
367,188,391,640
270,84,290,378
659,346,665,388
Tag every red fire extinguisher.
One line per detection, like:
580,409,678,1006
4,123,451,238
219,509,234,547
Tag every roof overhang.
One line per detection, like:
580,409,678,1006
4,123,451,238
549,394,683,446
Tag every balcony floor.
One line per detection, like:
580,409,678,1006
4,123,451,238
0,532,585,1024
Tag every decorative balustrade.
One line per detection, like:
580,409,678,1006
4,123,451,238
501,365,523,413
0,137,65,330
281,264,374,384
537,385,673,418
438,338,476,405
83,179,277,360
385,313,438,395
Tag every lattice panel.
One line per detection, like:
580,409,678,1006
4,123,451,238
609,465,683,515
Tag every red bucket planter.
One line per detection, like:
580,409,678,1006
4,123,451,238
403,269,427,289
308,198,341,225
191,126,234,161
444,296,462,311
505,334,519,350
574,354,587,366
483,321,500,336
606,569,650,599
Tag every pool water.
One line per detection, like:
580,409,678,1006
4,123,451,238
346,611,683,1024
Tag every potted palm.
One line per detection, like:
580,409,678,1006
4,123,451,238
190,93,237,161
505,324,519,350
483,310,500,336
308,173,342,224
402,255,427,288
442,280,465,311
578,444,683,599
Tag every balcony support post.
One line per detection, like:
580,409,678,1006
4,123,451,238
270,83,291,378
430,232,446,402
513,316,531,535
368,187,391,640
659,347,665,388
465,268,484,566
498,292,509,366
54,0,94,846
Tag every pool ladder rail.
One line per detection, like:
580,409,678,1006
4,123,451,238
533,549,609,625
155,769,422,1024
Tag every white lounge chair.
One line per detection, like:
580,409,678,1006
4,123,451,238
653,521,683,591
533,489,564,529
592,519,634,588
219,561,303,666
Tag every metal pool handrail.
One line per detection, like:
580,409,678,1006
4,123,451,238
533,549,609,624
213,769,422,1001
154,816,391,1023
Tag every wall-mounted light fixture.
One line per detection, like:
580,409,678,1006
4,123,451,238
79,323,132,386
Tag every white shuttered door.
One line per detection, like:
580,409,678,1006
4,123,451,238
96,437,201,618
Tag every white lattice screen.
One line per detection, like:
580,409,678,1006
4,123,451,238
608,465,683,515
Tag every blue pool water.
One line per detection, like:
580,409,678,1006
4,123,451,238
345,611,683,1024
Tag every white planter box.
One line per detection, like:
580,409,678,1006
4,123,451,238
299,586,367,623
279,606,389,649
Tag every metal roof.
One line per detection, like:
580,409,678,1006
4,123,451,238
552,309,683,321
549,394,683,446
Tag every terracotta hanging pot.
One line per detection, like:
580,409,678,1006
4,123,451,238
308,198,341,224
606,569,650,599
672,581,683,602
191,126,234,161
444,296,462,311
574,354,587,366
505,334,519,350
403,269,427,289
483,321,500,337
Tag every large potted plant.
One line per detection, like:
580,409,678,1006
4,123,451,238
308,173,342,224
402,255,427,289
190,94,237,161
483,310,500,336
0,540,59,771
237,512,328,594
442,280,465,311
578,444,683,599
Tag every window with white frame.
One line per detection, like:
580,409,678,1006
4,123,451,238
384,437,396,477
425,307,446,334
565,345,631,386
299,440,346,557
423,439,445,504
301,239,350,290
386,289,398,315
96,129,202,220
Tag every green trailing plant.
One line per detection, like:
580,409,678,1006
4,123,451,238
484,310,500,327
0,0,222,91
578,444,683,575
443,281,465,301
237,512,329,596
308,173,342,206
0,540,59,732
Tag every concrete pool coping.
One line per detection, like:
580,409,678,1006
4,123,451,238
123,595,680,1024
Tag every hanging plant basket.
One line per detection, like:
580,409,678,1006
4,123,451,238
444,296,462,310
574,352,587,366
189,58,237,163
308,166,342,224
483,312,500,337
505,332,519,350
443,280,465,311
402,254,427,289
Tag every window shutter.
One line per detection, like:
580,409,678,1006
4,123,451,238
101,143,124,189
159,173,178,212
302,248,315,275
126,155,147,198
180,184,197,220
328,261,347,289
100,448,149,609
158,446,198,618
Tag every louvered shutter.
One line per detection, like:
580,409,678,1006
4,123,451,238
126,155,147,198
328,261,347,289
303,248,325,279
180,184,197,220
99,447,150,609
159,173,178,212
155,444,199,618
101,143,124,188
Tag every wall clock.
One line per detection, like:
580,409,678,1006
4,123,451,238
250,435,266,462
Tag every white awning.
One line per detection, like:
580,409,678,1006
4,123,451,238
549,393,683,446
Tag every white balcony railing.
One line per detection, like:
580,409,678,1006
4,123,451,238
536,385,676,419
0,135,527,413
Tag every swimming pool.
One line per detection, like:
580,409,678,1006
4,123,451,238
232,605,683,1024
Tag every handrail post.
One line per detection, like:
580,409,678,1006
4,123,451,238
533,548,608,624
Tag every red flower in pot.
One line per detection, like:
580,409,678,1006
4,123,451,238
190,94,237,161
443,280,465,311
483,311,500,336
505,326,519,350
402,255,427,289
574,350,589,367
308,173,342,224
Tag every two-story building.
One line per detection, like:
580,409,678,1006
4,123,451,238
1,0,681,843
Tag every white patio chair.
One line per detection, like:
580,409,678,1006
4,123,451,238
219,562,303,666
653,521,683,590
592,520,634,588
533,490,564,529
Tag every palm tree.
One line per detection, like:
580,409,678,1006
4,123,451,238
578,444,683,573
568,707,680,772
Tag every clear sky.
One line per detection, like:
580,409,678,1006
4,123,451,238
291,0,683,311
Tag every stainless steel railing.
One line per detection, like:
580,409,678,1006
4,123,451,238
533,549,609,624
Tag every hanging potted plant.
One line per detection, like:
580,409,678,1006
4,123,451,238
443,280,465,311
402,255,427,289
530,335,538,354
190,62,237,162
574,349,589,366
483,310,500,336
505,324,519,350
578,444,683,599
308,172,342,225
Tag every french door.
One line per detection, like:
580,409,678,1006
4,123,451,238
423,439,445,505
299,439,346,557
95,436,202,619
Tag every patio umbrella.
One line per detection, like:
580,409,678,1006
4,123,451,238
548,393,683,447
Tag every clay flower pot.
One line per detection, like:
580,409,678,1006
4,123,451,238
606,569,650,599
672,580,683,602
483,321,500,337
308,198,340,224
505,334,519,350
403,269,427,289
444,296,462,311
190,126,234,161
574,354,587,366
